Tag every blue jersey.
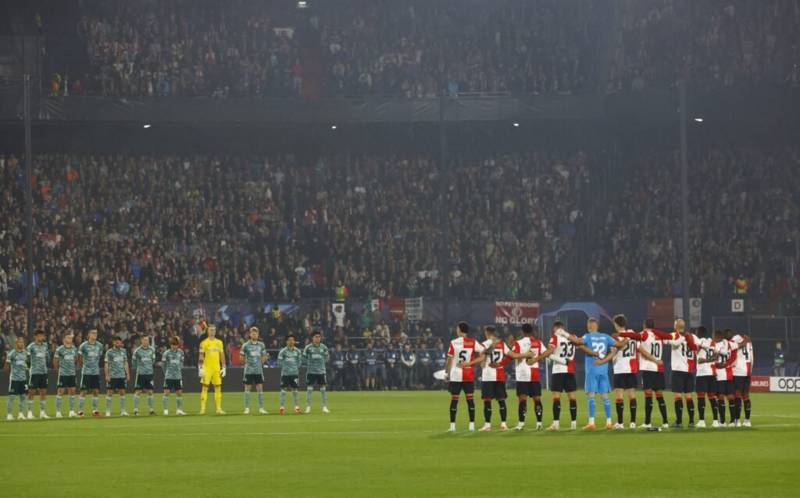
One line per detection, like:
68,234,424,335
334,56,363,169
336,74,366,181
582,332,617,375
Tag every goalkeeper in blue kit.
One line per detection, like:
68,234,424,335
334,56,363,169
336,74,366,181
558,318,622,430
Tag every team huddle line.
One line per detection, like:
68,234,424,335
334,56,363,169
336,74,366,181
5,326,332,420
442,314,753,433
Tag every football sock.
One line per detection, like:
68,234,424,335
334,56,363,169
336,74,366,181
734,397,742,421
257,391,264,410
214,388,222,411
292,390,299,407
483,401,492,422
449,397,458,423
306,387,313,407
200,386,208,410
244,390,251,410
534,399,543,422
119,395,126,412
602,398,611,419
27,399,33,412
133,394,140,412
147,395,154,412
629,399,637,423
710,397,718,420
644,396,653,424
517,399,526,422
744,397,751,419
162,395,169,411
279,389,287,408
498,400,507,422
729,399,736,422
69,395,75,412
656,395,668,423
697,396,705,420
79,396,85,412
718,400,726,424
105,396,112,413
587,397,596,419
176,396,183,411
56,395,63,413
687,399,695,423
569,399,577,422
615,399,624,424
6,396,13,416
466,397,475,422
552,399,561,422
321,388,328,407
674,399,683,424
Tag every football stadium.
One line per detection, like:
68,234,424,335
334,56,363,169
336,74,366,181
1,1,800,497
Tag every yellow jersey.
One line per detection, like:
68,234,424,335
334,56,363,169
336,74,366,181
200,338,225,371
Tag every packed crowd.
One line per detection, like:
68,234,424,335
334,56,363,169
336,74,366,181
588,146,800,300
46,0,800,98
609,0,800,92
1,146,798,352
0,151,584,305
0,150,583,354
63,0,594,98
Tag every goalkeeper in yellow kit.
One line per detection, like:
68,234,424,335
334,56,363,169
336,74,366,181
198,325,226,415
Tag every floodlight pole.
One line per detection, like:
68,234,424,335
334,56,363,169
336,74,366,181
678,80,690,324
24,73,35,338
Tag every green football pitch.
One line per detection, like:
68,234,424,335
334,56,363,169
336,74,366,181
1,390,797,497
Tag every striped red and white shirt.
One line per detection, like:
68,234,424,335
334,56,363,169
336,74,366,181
447,337,485,382
549,334,576,374
612,331,639,374
513,336,546,382
714,340,737,382
480,340,511,382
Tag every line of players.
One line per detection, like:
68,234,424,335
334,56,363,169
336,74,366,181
4,326,332,420
444,314,754,432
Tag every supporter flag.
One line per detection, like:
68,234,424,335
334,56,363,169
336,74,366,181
367,299,382,312
648,298,703,328
495,301,539,325
389,298,406,321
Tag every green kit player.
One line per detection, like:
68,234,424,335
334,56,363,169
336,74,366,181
132,335,157,416
26,329,50,419
302,330,330,413
104,336,130,417
162,336,186,416
5,336,29,421
241,327,268,415
54,332,79,418
77,329,104,417
278,334,303,415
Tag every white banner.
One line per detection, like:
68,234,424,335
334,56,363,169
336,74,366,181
769,377,800,393
331,303,346,327
405,297,423,322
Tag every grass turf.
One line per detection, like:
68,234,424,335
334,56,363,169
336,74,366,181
1,390,798,497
